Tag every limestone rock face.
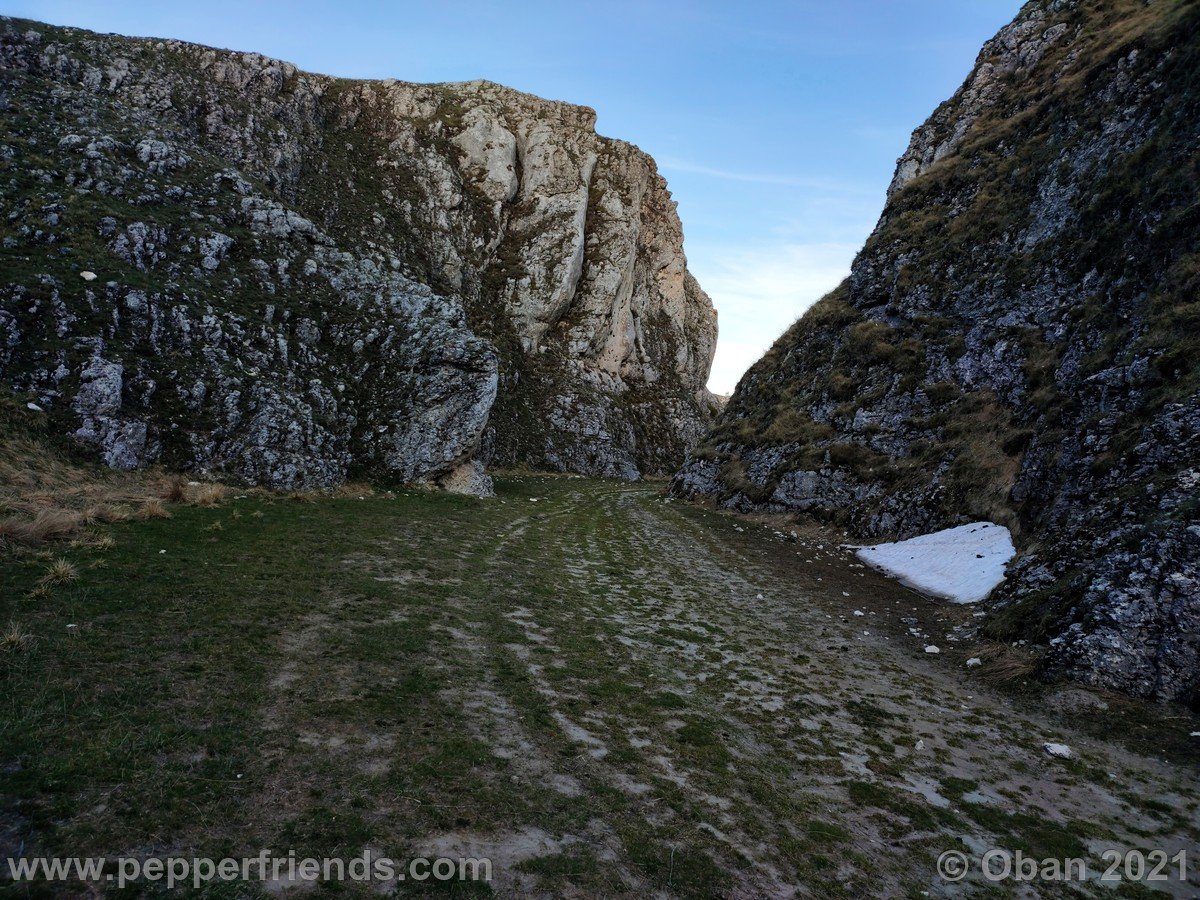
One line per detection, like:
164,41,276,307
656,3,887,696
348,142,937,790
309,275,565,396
673,0,1200,705
0,18,717,491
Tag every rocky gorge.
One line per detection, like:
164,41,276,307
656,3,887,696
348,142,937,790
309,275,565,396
672,0,1200,705
3,2,1198,712
0,17,718,494
5,6,1200,894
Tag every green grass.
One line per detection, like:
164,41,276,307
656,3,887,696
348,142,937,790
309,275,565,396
2,475,1197,896
0,480,744,892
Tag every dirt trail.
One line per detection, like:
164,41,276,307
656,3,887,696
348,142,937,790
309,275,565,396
312,479,1197,897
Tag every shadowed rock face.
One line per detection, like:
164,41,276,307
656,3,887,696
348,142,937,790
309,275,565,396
0,18,717,492
673,0,1200,705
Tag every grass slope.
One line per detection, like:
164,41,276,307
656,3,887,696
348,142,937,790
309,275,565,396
2,475,1198,896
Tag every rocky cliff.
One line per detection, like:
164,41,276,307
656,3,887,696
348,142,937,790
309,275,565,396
0,18,717,494
673,0,1200,705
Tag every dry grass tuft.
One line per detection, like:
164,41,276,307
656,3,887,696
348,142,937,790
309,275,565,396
135,498,172,520
161,478,189,503
69,532,118,552
0,507,83,545
105,505,133,523
189,483,228,507
1,621,33,655
975,641,1042,684
81,504,133,525
2,404,175,526
0,398,239,555
332,481,376,499
39,557,79,586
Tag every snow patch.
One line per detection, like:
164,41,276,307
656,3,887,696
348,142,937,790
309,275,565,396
855,521,1015,604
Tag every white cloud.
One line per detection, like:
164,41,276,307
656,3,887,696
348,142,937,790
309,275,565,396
659,158,874,195
691,242,860,395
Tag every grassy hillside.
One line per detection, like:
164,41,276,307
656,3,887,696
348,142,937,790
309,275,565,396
4,471,1198,894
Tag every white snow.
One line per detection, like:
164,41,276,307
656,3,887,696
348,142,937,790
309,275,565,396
855,522,1015,604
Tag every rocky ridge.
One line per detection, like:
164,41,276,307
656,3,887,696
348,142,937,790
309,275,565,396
0,18,717,493
673,0,1200,704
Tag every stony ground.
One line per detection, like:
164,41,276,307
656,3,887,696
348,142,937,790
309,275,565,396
2,477,1197,897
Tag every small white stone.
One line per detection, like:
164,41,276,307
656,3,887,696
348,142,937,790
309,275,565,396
966,657,982,667
80,270,97,281
26,401,43,412
853,610,865,617
1043,742,1073,759
924,645,940,654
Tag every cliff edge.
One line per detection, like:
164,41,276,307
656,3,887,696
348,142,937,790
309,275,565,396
0,18,718,493
673,0,1200,704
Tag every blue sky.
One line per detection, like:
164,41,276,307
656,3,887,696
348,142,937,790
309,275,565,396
5,0,1022,393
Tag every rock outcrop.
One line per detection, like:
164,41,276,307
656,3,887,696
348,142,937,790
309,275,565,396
673,0,1200,705
0,18,717,492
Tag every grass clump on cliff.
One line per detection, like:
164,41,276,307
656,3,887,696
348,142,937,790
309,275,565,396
0,396,225,549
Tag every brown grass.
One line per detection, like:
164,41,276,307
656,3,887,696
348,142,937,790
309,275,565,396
0,507,83,545
1,621,33,655
161,477,189,503
0,441,171,544
0,399,235,549
83,504,132,525
70,532,116,552
974,641,1043,685
39,558,79,586
331,481,376,499
189,484,228,507
135,498,172,520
